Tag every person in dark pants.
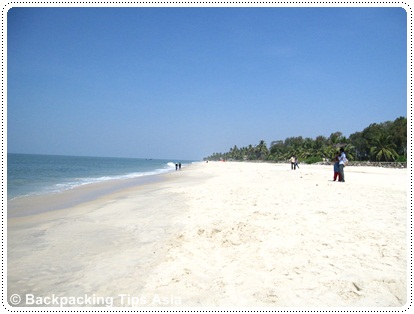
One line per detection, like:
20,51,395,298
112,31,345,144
295,156,299,169
290,156,296,170
338,147,347,182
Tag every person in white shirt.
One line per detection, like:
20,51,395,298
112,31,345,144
338,147,347,182
290,156,296,170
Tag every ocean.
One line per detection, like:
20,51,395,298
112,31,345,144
7,153,195,201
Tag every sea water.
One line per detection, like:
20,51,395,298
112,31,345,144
7,153,194,201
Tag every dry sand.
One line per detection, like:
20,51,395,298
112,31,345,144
7,162,408,308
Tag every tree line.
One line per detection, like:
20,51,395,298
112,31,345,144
204,116,407,163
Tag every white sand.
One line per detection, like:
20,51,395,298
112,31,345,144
7,162,407,308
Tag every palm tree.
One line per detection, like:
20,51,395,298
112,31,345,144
299,138,314,159
255,140,269,160
245,145,255,160
370,134,398,161
323,145,337,161
344,143,355,161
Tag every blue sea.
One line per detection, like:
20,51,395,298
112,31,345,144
7,153,195,201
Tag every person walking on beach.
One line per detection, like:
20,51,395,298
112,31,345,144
179,163,181,170
295,156,300,169
333,151,341,181
175,163,178,171
290,156,296,170
338,147,347,182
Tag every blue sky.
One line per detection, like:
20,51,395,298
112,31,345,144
7,7,407,160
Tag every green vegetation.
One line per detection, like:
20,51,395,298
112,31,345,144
204,116,407,163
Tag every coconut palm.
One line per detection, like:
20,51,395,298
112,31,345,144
370,134,398,161
343,143,355,161
255,140,269,160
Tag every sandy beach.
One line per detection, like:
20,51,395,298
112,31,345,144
7,162,408,308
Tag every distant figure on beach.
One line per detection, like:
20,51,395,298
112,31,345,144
295,156,300,169
175,163,178,171
179,163,181,170
338,147,347,182
290,156,296,170
333,151,341,181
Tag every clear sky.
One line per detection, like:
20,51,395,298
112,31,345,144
7,6,407,160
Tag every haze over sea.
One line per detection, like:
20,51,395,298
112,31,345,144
7,153,195,201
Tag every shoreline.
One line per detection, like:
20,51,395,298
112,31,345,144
8,176,164,218
7,153,195,206
7,161,406,218
7,162,407,307
8,164,204,307
7,165,190,218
